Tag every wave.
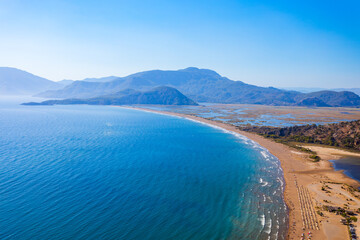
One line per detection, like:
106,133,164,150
125,107,288,239
265,213,272,234
259,214,265,228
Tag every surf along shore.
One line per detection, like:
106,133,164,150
120,106,360,240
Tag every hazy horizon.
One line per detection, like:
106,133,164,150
1,1,359,88
2,66,360,90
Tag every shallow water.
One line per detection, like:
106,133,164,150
0,99,287,239
141,105,352,127
331,156,360,183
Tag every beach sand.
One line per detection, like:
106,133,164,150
120,106,360,240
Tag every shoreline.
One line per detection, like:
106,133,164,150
302,145,360,186
118,106,360,240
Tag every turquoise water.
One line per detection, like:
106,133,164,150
0,98,287,239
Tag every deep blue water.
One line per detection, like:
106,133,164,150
331,156,360,183
0,98,287,240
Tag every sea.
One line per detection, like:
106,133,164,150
0,97,287,240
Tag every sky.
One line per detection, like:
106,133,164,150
0,0,359,88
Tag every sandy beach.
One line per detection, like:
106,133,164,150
122,106,360,240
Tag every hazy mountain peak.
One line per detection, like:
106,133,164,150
0,67,41,78
180,67,221,77
6,66,360,107
0,67,61,95
78,76,119,82
24,86,198,106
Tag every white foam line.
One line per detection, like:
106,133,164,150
120,106,289,233
124,106,287,176
265,214,272,234
259,214,265,228
262,181,269,187
123,106,259,144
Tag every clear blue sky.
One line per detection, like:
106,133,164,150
0,0,359,88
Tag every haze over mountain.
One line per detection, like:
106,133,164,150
23,86,197,106
37,67,360,107
296,91,360,107
332,88,360,97
57,76,119,86
58,80,75,86
283,87,360,97
0,67,62,95
2,66,359,107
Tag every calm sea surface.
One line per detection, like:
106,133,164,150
0,97,287,239
331,156,360,183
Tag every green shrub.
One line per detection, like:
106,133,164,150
310,154,320,161
350,216,358,222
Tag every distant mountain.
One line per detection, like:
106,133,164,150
296,97,330,107
281,87,326,93
36,67,360,107
332,88,360,97
23,86,198,106
57,76,119,86
57,80,74,86
295,91,360,107
0,67,62,95
37,67,297,102
80,76,119,82
283,87,360,97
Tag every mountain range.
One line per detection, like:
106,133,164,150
23,86,198,106
0,67,62,95
283,87,360,96
58,76,119,86
1,67,360,107
36,67,360,107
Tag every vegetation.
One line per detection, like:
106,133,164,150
350,216,358,222
324,205,358,225
309,154,321,162
317,210,324,216
240,120,360,151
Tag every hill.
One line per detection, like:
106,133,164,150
296,97,330,107
0,67,62,95
79,76,119,82
240,120,360,151
283,87,360,97
36,67,360,107
333,88,360,97
58,80,75,86
23,86,198,106
295,91,360,107
57,76,119,86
